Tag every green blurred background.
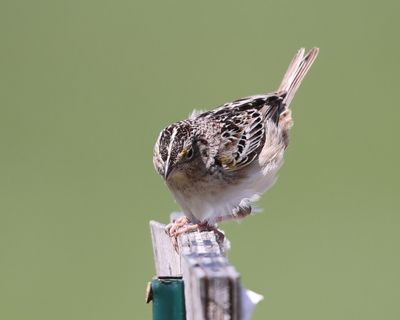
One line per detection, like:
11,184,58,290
1,0,399,319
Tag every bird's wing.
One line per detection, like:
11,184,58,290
207,94,285,171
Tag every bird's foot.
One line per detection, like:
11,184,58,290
165,216,191,237
165,217,225,246
165,216,206,237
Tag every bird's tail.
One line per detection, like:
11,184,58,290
277,47,319,108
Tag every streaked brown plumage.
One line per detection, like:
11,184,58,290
153,48,319,237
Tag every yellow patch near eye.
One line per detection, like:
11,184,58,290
218,155,235,169
177,147,188,160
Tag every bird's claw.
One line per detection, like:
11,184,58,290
165,216,190,237
165,217,225,249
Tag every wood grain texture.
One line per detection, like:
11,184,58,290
149,220,181,277
149,219,242,320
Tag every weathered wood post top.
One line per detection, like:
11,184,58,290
149,215,262,320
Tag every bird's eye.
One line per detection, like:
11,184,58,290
186,147,194,160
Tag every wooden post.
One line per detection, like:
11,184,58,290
149,218,242,320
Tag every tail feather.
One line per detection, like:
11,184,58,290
278,48,306,93
277,47,319,108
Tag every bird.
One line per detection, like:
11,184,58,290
153,47,319,238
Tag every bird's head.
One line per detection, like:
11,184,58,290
153,122,200,180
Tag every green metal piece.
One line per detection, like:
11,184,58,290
151,277,185,320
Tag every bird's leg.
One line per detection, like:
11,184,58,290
214,206,252,223
165,218,225,244
173,221,226,244
171,222,206,237
169,207,252,243
166,218,210,238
